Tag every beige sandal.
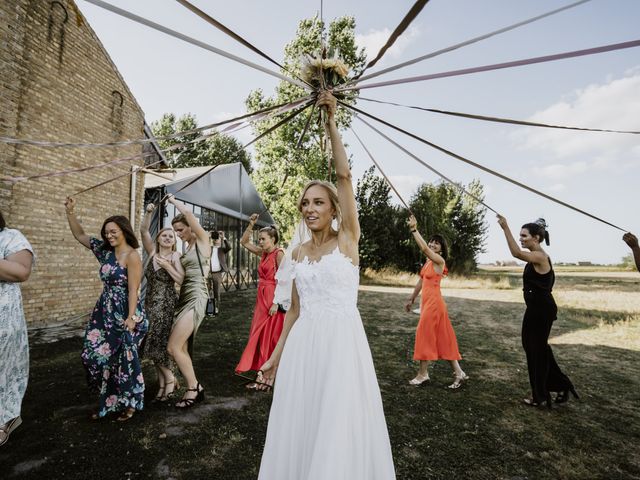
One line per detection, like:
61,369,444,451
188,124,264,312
0,416,22,447
448,372,469,389
409,374,430,386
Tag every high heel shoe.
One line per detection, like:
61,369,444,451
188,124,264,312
159,379,179,403
152,385,166,403
0,416,22,447
523,397,552,409
175,382,204,409
555,386,579,404
409,374,430,386
447,371,469,390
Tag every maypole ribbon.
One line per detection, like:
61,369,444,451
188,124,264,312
77,99,314,197
3,96,310,184
0,95,313,148
339,39,640,92
341,101,628,232
358,97,640,135
175,0,313,90
81,0,310,91
353,119,495,214
350,127,413,214
347,0,591,86
354,0,430,80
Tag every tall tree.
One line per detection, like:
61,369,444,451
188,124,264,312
151,113,252,173
356,166,397,270
246,16,367,237
397,181,487,275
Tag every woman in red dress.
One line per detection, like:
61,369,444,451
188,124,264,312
404,215,468,389
237,213,285,387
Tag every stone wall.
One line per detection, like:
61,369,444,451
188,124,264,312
1,0,148,326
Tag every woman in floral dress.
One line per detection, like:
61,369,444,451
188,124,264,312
65,197,148,421
0,210,34,447
140,203,184,402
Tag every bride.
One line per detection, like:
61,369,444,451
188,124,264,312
256,91,396,479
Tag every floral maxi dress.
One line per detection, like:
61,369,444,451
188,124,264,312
82,238,148,417
0,228,34,425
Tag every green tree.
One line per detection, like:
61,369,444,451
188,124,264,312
246,16,367,237
398,181,487,275
151,113,252,173
356,166,397,270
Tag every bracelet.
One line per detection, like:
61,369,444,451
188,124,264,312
66,210,75,215
410,229,417,233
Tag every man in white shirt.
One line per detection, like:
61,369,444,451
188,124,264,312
209,230,231,314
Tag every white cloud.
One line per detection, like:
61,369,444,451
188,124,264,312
545,183,566,193
355,26,420,63
533,161,588,179
387,174,423,205
515,69,640,178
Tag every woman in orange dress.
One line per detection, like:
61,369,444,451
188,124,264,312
404,215,468,389
236,214,285,386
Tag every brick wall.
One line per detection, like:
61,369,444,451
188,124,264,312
1,0,148,327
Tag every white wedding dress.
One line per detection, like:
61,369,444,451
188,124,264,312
258,247,396,480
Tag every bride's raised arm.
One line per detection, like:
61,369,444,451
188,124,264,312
317,91,360,247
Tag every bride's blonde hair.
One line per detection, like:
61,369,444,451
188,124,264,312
297,180,342,227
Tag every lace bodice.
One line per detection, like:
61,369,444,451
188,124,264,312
293,247,359,313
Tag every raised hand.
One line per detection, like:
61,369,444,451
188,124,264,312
407,215,417,231
64,196,76,214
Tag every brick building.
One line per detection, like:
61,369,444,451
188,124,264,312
0,0,159,327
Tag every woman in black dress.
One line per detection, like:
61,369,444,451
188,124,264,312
497,215,578,408
140,203,184,402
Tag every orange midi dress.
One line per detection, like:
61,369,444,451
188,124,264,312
413,260,461,361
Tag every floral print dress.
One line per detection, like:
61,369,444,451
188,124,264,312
0,228,34,425
82,238,148,417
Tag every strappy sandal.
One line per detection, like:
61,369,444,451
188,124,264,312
555,386,579,404
116,408,136,422
0,416,22,447
152,385,166,403
158,379,179,403
175,382,205,409
447,372,469,389
523,397,552,409
409,374,430,386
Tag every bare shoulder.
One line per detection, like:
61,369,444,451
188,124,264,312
337,231,359,265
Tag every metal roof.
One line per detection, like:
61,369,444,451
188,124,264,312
144,163,275,226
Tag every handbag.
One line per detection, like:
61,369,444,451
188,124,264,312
273,248,287,313
195,243,217,316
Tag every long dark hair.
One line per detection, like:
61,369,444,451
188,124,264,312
100,215,139,250
0,210,5,232
428,234,448,260
522,218,550,246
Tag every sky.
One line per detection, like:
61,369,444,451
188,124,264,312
78,0,640,265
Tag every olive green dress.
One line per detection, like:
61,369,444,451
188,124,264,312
174,246,209,353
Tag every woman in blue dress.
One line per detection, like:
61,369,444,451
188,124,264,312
0,209,35,446
65,197,148,421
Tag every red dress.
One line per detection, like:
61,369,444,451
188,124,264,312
413,260,461,361
236,248,286,372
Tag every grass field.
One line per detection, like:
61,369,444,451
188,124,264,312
2,268,639,479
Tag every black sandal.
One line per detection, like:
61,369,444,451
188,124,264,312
555,386,579,404
175,382,204,409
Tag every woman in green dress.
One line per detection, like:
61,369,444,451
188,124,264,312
166,195,211,408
